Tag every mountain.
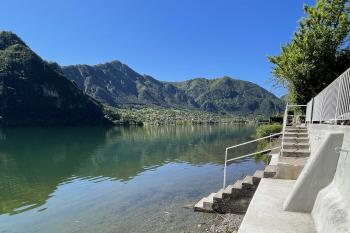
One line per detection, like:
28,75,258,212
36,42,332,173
0,31,112,126
63,62,284,115
62,61,197,109
173,78,283,115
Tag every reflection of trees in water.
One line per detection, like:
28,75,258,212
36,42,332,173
0,127,107,215
0,124,257,215
81,125,257,180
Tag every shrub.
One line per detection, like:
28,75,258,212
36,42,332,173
256,124,282,138
254,124,282,164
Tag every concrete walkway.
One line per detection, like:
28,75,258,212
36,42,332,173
238,178,316,233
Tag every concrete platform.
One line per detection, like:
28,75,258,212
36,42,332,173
276,157,308,180
238,178,316,233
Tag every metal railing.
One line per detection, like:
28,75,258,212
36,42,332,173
223,132,282,188
306,68,350,124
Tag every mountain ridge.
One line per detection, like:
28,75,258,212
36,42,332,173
62,61,284,115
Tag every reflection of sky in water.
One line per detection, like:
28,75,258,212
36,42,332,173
0,125,263,233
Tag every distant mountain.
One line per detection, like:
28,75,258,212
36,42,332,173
173,78,283,115
0,31,111,126
63,62,284,115
62,61,197,109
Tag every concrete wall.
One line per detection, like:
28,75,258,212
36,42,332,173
308,124,350,233
283,132,343,213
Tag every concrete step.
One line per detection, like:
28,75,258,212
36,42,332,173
283,137,309,143
223,184,235,197
264,165,277,178
282,149,310,157
233,179,243,190
194,192,216,212
252,170,264,185
284,132,309,138
203,192,216,210
283,142,309,150
285,126,307,129
213,188,224,201
242,176,254,189
285,128,308,133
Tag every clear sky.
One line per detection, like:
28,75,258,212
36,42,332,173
0,0,315,97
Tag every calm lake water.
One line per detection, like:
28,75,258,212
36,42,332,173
0,125,263,233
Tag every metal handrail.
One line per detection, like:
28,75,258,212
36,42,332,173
223,132,282,188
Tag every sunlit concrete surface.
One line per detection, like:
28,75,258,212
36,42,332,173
238,178,316,233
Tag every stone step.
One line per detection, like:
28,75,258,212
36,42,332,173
283,142,309,149
194,192,216,212
284,132,309,138
283,137,309,143
264,165,277,178
282,149,310,157
252,170,264,185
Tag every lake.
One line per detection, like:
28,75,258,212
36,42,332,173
0,125,264,233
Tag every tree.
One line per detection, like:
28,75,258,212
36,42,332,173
269,0,350,104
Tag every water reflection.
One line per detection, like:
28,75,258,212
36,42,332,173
0,125,257,216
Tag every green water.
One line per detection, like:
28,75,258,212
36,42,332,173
0,125,263,233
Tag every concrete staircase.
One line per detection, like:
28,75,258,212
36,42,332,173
276,125,311,180
194,126,310,214
194,169,275,213
281,126,310,158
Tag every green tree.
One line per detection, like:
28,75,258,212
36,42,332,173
269,0,350,104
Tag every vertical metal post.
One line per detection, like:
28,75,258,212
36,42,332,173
335,77,343,124
269,133,272,148
223,149,228,188
281,103,288,157
310,98,314,124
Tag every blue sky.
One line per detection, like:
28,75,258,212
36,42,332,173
0,0,315,97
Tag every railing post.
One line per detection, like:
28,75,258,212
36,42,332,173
281,103,288,157
223,148,228,188
335,76,343,124
310,98,314,124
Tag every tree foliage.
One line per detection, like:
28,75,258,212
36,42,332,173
269,0,350,104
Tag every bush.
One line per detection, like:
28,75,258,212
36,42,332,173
254,124,282,164
256,124,282,138
269,115,283,124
